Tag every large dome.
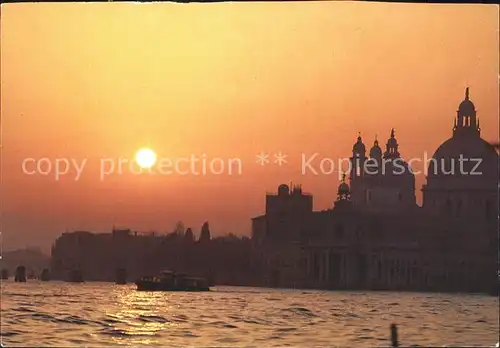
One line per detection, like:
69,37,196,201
427,133,498,187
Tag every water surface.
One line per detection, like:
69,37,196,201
1,281,498,347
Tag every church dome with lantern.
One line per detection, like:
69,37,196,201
337,180,350,197
426,88,498,188
369,137,383,160
351,133,365,156
423,88,498,219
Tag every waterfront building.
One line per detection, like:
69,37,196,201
251,89,499,294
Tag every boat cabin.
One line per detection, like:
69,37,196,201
135,270,210,291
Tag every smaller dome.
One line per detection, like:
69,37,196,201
370,140,382,158
386,128,398,146
277,184,290,196
387,137,397,146
353,135,366,154
338,182,350,195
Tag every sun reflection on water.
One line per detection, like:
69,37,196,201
105,287,178,340
1,282,498,347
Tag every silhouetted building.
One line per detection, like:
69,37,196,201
251,89,499,294
422,87,498,220
199,222,211,243
48,88,498,294
252,184,313,247
69,269,84,283
0,247,50,278
184,228,195,244
349,129,417,212
115,268,127,284
50,224,255,285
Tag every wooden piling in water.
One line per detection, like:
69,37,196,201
14,265,27,282
390,323,399,347
115,268,127,285
40,269,50,281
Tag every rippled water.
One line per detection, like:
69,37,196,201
1,281,498,347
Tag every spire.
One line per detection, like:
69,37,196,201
390,128,395,138
199,222,211,243
465,87,469,100
184,228,194,243
357,131,362,141
374,134,378,146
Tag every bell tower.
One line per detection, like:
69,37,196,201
349,133,368,206
350,133,367,181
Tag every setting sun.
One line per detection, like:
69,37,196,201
135,148,157,169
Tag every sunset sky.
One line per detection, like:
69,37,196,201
1,3,498,252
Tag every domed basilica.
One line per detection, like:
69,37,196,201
251,88,499,294
348,128,417,212
423,88,498,220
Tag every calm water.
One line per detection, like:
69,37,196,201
1,281,498,347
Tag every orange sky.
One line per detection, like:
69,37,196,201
1,3,498,252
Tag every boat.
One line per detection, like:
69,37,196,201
40,269,50,281
135,270,210,292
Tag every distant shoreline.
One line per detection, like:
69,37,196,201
1,279,497,297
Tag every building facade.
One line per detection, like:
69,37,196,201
251,89,499,294
50,225,256,285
